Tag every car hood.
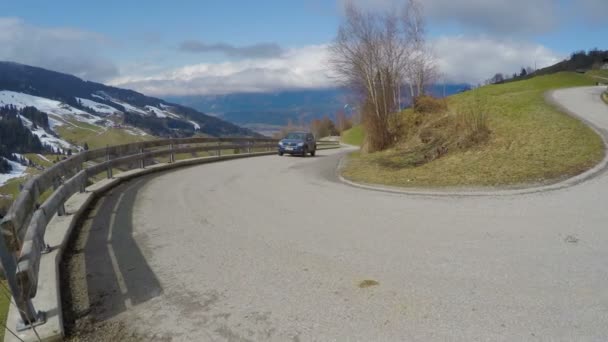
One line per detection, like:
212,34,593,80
280,139,304,144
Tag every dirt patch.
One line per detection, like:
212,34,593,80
564,235,579,244
358,280,380,288
63,317,155,342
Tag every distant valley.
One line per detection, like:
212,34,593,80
169,84,471,135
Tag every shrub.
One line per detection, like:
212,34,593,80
380,97,492,168
362,99,396,153
311,117,339,138
413,95,448,114
457,93,490,136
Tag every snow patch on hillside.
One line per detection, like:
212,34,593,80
124,127,148,136
144,105,181,119
47,116,64,129
37,154,51,163
0,91,108,128
91,93,107,101
0,90,86,116
188,120,201,130
145,105,167,118
77,98,122,115
109,99,149,116
19,115,74,152
0,158,27,186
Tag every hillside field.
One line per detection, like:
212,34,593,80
342,72,604,187
340,125,365,146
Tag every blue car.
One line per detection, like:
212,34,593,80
278,132,317,157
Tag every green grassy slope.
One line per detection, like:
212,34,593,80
343,72,604,187
0,281,8,341
587,69,608,80
55,118,153,150
341,125,365,146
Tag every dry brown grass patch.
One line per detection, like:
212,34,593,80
358,279,380,288
413,95,448,114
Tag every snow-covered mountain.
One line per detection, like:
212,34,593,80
0,61,258,138
0,61,261,184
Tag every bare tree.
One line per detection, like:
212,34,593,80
330,0,435,152
335,110,353,133
489,73,505,84
406,46,440,97
403,0,438,98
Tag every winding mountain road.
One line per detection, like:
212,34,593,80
67,86,608,341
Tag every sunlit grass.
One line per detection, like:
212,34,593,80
341,125,365,146
587,69,608,80
56,124,152,150
343,72,604,187
0,281,9,341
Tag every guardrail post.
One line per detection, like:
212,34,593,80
139,146,145,169
80,175,86,193
0,230,46,331
217,141,221,157
248,141,252,154
170,143,175,163
106,145,113,179
53,177,66,217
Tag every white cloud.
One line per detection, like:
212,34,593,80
114,36,562,96
0,17,118,81
112,45,334,96
433,36,563,84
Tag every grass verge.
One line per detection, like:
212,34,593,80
341,125,365,146
342,72,605,188
587,69,608,80
0,281,8,341
56,122,152,150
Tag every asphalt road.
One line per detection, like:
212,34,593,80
67,86,608,341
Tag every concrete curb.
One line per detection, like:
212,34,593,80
5,151,277,342
337,87,608,198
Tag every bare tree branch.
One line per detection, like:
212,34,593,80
330,0,437,152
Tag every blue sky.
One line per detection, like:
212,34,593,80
0,0,606,95
1,1,338,45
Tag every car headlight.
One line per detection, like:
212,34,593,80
278,141,284,146
297,142,304,147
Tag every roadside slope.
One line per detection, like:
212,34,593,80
342,72,604,187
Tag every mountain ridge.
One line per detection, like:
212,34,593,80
0,61,259,138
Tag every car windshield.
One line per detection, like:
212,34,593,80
285,133,306,140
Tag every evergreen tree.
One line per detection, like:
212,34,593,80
0,157,12,174
520,68,528,77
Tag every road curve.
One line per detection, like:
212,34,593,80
66,87,608,341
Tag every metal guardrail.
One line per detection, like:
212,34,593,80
0,136,340,331
0,136,280,330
